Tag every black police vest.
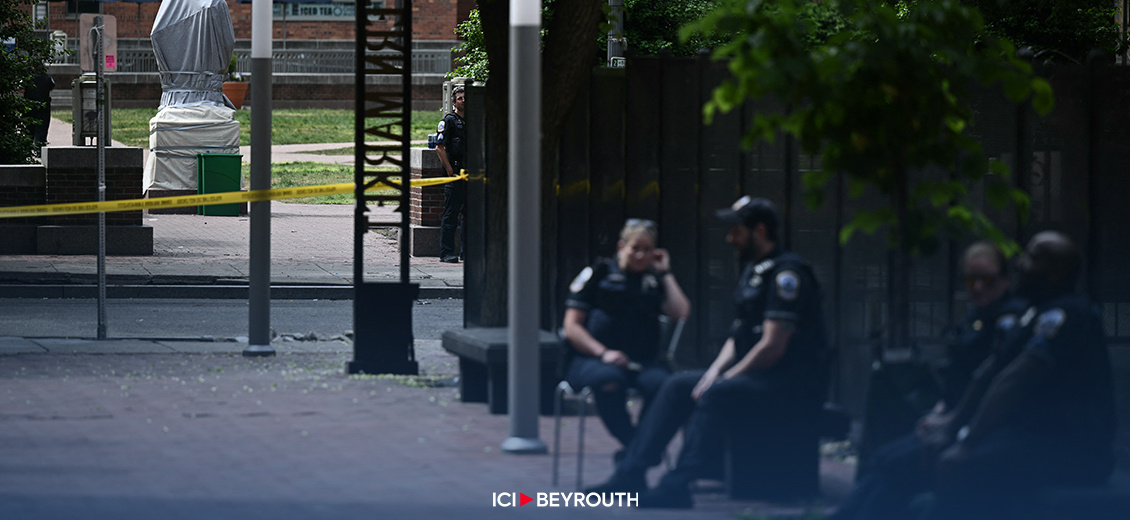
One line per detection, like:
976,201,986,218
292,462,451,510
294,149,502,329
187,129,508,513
440,113,465,162
731,251,828,377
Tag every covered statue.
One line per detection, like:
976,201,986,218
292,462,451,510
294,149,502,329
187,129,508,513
143,0,241,194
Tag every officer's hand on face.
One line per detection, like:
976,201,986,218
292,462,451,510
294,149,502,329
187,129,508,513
600,349,630,368
651,249,671,274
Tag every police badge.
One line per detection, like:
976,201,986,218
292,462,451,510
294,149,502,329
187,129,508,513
776,270,800,301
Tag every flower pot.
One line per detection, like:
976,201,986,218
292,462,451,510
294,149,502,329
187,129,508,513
222,81,249,109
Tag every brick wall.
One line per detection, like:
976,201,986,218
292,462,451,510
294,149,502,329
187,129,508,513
410,148,446,227
50,70,446,110
40,147,144,227
0,165,47,227
40,1,466,41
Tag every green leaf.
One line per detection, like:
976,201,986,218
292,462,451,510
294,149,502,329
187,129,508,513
946,206,973,227
1031,79,1055,115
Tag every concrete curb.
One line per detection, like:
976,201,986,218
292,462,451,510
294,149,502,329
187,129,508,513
0,284,462,300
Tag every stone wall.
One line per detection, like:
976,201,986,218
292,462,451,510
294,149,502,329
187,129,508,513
0,147,152,255
49,66,446,111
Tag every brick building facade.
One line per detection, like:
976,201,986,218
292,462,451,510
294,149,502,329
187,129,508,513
37,0,474,43
27,0,473,109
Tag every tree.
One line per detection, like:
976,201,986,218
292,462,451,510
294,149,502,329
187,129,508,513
1,0,54,164
962,0,1125,62
621,0,721,56
463,0,607,327
450,0,730,81
683,0,1054,351
451,8,489,82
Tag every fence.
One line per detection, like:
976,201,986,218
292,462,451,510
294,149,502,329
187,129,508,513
55,38,454,76
461,56,1130,463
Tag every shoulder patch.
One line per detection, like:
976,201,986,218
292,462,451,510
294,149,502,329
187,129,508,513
1034,308,1066,339
776,270,800,302
569,267,593,293
437,120,446,133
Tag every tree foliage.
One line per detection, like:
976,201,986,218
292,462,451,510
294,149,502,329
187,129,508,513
684,0,1054,257
961,0,1125,62
451,8,489,81
622,0,721,56
1,0,54,164
449,0,735,81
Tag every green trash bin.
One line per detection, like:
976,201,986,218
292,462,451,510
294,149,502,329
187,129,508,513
197,153,243,216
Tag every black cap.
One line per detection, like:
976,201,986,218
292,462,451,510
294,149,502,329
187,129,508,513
715,196,779,231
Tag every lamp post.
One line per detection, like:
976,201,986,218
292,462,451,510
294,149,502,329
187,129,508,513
501,0,546,455
245,0,275,357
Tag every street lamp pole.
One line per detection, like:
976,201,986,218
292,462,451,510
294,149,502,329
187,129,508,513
245,0,275,357
502,0,547,455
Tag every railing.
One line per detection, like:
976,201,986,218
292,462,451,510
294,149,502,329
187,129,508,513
56,39,454,76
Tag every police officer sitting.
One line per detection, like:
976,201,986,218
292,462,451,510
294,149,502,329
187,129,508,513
586,196,830,509
563,219,691,454
937,241,1027,411
830,231,1117,520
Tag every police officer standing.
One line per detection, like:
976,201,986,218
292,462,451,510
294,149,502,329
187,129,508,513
24,73,55,147
586,196,829,509
435,86,466,263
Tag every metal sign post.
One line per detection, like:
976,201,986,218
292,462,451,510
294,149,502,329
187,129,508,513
348,0,418,375
94,15,107,340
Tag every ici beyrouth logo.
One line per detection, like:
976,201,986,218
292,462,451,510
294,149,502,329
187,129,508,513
492,492,638,508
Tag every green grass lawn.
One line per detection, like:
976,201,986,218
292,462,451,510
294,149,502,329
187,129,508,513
53,108,438,204
54,108,439,149
242,162,400,205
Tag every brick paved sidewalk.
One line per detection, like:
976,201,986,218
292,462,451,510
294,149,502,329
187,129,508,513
0,340,852,520
2,119,463,295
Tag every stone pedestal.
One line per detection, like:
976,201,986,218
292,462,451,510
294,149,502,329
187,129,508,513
403,147,447,257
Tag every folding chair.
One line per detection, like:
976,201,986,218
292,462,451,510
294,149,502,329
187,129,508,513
551,316,686,490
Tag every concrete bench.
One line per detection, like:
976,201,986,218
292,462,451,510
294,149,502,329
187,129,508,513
441,327,563,415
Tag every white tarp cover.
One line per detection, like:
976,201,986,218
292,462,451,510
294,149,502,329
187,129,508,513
144,0,240,192
143,105,240,191
152,0,234,108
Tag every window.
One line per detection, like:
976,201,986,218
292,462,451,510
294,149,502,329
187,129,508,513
66,0,101,19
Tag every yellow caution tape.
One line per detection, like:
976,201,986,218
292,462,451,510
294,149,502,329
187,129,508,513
0,172,468,220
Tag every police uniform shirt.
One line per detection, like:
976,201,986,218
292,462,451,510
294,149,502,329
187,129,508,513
1004,294,1116,449
942,295,1027,406
730,248,828,376
436,111,465,165
565,258,667,362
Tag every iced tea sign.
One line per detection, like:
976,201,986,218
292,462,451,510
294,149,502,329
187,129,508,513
274,1,386,20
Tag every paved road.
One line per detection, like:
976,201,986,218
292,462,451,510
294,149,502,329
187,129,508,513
0,298,462,341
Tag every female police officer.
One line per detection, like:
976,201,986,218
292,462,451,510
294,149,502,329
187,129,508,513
562,219,691,453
